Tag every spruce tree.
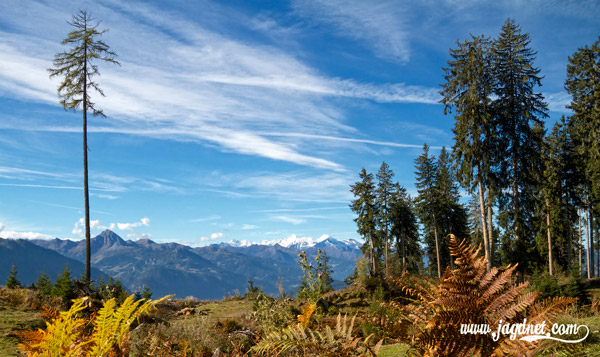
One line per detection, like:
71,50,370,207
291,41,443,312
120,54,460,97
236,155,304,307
6,265,20,289
48,10,119,283
53,266,74,303
441,34,495,270
565,36,600,278
435,147,470,269
36,271,53,296
414,144,442,278
390,183,421,273
350,168,380,276
142,284,152,299
376,162,395,276
493,19,547,276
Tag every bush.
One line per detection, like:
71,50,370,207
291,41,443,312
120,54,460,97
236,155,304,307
531,270,590,305
250,293,295,333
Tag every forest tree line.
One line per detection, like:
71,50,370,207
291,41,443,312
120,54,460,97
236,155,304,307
350,19,600,280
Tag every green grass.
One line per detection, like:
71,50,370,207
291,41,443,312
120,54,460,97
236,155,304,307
0,300,44,356
378,343,412,356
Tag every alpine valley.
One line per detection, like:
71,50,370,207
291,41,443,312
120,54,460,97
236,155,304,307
1,230,362,299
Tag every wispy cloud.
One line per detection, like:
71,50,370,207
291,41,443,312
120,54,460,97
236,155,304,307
231,172,354,203
273,215,307,225
190,215,221,223
0,0,438,173
292,0,410,62
545,91,572,113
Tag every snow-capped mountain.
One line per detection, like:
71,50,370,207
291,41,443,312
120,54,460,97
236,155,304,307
224,234,362,250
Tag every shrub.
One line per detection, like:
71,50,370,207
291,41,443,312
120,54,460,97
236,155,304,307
531,270,590,305
250,293,295,333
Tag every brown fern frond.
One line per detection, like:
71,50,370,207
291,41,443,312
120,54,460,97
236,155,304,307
485,282,532,316
526,296,578,326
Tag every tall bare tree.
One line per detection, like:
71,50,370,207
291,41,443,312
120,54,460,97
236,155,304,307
48,10,119,282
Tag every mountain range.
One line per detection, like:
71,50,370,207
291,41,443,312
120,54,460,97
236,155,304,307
0,238,106,286
0,230,364,299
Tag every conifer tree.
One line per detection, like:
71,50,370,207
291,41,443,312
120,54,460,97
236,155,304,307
350,168,380,276
36,271,53,296
48,10,119,283
441,34,495,270
492,19,547,276
376,162,395,276
537,117,581,275
6,265,20,289
53,266,74,303
142,284,152,299
390,183,420,273
415,144,442,278
565,36,600,278
435,147,470,269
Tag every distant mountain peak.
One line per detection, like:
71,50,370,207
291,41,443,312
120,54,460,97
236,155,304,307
94,229,125,246
223,234,362,249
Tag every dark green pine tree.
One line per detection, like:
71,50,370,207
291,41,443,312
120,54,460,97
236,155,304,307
390,183,421,273
142,284,152,299
48,10,119,283
53,266,74,303
537,117,581,275
440,34,495,270
565,36,600,278
414,144,442,278
317,249,334,293
350,168,380,276
376,162,395,276
6,265,21,289
493,19,548,276
435,147,470,269
36,271,53,296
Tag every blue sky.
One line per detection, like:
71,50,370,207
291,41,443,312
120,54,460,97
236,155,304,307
0,0,598,246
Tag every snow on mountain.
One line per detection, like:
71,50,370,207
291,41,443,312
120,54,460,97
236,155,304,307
224,234,362,249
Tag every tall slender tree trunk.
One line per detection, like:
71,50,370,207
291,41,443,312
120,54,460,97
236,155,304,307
590,210,600,276
477,168,490,271
433,212,441,278
586,206,593,279
487,195,494,265
83,37,91,284
369,233,376,276
402,236,406,273
546,198,553,276
384,220,389,277
579,208,583,276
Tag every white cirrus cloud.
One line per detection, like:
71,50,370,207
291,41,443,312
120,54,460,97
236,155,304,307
273,215,307,225
0,0,439,173
292,0,410,62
